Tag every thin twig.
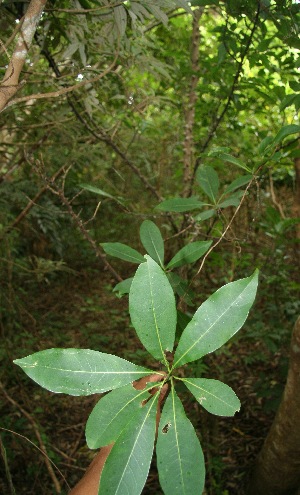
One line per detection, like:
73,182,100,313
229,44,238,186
5,54,118,109
269,171,286,219
189,3,262,192
0,385,65,493
191,173,260,283
0,163,66,242
41,167,122,282
0,435,16,495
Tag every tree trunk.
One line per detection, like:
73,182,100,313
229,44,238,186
247,316,300,495
292,143,300,240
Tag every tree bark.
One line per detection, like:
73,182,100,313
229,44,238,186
0,0,47,112
292,142,300,240
182,7,203,198
247,316,300,495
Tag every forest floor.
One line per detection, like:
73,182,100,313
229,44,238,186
0,264,290,495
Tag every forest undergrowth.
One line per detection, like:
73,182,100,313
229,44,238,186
0,263,290,495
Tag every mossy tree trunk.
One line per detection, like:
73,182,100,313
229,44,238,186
247,316,300,495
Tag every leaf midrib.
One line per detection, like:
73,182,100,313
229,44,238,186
173,279,252,368
183,378,237,412
114,394,158,495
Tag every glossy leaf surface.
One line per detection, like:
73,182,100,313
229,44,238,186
86,382,157,448
166,241,212,269
129,256,176,363
156,388,205,495
173,270,259,367
182,378,240,416
140,220,164,266
14,349,152,396
101,242,145,264
99,394,158,495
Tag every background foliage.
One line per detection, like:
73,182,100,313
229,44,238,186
0,0,299,493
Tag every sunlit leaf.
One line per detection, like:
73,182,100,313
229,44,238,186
101,242,145,264
156,387,205,495
99,394,158,495
173,270,259,368
167,241,212,269
14,349,153,396
182,378,241,416
140,220,164,267
129,256,177,363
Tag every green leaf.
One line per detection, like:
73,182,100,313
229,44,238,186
155,197,207,212
223,175,252,194
147,4,169,25
14,349,153,396
289,81,300,92
272,124,300,146
113,277,133,297
207,146,231,156
217,154,252,173
194,209,216,221
114,5,127,37
191,0,219,5
167,272,195,306
80,184,118,201
176,310,192,339
140,220,164,267
156,387,205,495
86,382,158,448
173,270,259,368
258,136,274,155
101,243,145,264
129,256,177,363
182,378,240,416
196,166,219,203
279,94,299,111
167,241,212,269
218,194,241,208
99,394,158,495
173,0,193,13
